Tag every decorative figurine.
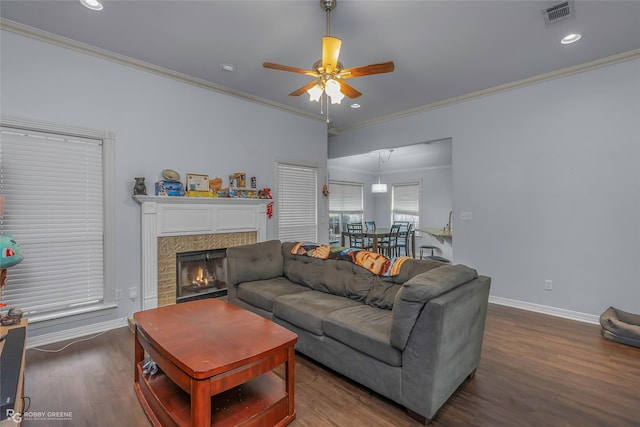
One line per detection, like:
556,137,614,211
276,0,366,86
0,235,23,270
0,195,24,313
251,177,257,189
209,177,222,192
133,177,147,195
1,307,23,326
234,172,246,188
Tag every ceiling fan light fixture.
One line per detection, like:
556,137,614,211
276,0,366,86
307,84,323,102
262,0,394,118
325,79,344,104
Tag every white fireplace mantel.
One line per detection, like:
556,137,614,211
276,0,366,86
134,195,270,309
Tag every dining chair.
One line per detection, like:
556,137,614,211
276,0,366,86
396,223,413,257
346,223,373,250
393,221,411,228
379,223,401,257
364,221,376,232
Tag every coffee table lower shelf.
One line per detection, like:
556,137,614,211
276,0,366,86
134,363,294,427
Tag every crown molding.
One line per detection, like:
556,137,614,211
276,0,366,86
0,19,325,125
336,48,640,135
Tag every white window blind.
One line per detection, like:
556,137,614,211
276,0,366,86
329,182,363,211
277,163,317,242
392,182,421,229
0,128,105,318
392,183,420,214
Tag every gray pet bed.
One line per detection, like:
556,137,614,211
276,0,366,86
599,306,640,348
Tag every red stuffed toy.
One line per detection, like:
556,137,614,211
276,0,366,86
261,188,274,218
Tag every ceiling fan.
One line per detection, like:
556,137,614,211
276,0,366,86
263,0,394,107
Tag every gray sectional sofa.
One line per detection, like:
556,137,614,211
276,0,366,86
226,240,491,423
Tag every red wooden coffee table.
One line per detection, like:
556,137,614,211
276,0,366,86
133,299,297,427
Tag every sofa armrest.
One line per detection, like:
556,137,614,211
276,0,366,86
390,264,478,350
400,275,491,419
226,240,284,287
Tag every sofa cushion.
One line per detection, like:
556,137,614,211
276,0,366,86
282,242,375,302
323,305,401,366
386,257,445,284
236,277,311,312
391,264,478,350
282,248,328,289
226,240,284,286
273,291,362,336
365,278,402,310
364,259,445,310
399,264,478,303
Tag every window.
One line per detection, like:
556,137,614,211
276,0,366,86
392,182,420,229
328,181,363,239
277,162,318,242
0,119,114,322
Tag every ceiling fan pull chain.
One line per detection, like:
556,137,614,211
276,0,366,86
326,97,330,124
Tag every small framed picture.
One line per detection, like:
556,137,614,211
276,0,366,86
186,173,209,191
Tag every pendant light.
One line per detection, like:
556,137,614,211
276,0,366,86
371,150,393,193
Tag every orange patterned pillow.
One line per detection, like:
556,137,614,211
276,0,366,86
349,250,390,276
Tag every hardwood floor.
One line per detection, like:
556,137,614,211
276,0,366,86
22,304,640,426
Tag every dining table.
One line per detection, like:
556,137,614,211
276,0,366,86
340,227,415,258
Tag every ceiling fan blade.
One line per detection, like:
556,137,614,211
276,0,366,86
289,80,319,97
338,80,362,99
339,61,395,78
263,62,317,77
322,36,342,72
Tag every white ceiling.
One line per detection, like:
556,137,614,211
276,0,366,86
2,0,639,137
328,139,452,174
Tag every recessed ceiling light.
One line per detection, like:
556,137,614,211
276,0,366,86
561,33,582,45
220,64,235,72
79,0,103,11
350,103,361,109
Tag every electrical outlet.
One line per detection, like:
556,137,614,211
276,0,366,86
129,287,138,299
545,280,553,291
460,211,473,220
115,289,123,301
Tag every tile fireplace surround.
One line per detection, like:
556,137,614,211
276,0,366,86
134,196,269,309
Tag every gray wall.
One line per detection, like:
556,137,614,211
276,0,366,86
329,57,640,320
1,30,328,338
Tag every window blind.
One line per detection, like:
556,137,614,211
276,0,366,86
392,182,420,214
277,163,317,242
0,128,104,317
329,182,363,211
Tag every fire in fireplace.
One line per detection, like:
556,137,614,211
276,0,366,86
176,249,227,303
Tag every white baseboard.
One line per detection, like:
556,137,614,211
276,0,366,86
489,296,600,325
26,317,129,349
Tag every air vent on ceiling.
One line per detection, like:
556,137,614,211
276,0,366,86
543,1,574,24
